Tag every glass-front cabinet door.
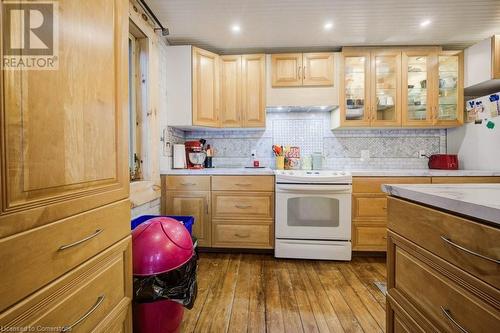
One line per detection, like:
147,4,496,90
402,49,437,126
435,51,463,126
370,50,401,126
341,51,371,126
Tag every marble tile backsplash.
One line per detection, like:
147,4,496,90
169,112,446,170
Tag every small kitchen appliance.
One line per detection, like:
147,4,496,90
173,144,187,169
275,170,352,261
428,154,459,170
185,141,206,169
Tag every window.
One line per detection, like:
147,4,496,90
128,33,140,180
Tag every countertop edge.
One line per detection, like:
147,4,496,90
382,184,500,226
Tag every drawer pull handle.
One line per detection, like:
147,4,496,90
440,236,499,264
235,183,252,186
235,204,252,209
235,233,250,238
440,306,469,333
58,229,103,251
181,182,196,186
62,295,105,332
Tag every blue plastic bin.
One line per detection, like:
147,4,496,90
131,215,194,235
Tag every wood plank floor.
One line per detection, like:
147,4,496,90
182,253,387,333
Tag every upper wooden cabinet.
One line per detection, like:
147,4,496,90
337,48,401,128
166,46,265,128
220,55,242,127
333,47,463,129
241,54,266,127
0,0,130,237
271,52,334,87
220,54,266,128
402,48,463,127
192,47,220,127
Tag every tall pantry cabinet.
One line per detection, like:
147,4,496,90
0,0,132,330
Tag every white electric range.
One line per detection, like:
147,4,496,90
274,170,352,261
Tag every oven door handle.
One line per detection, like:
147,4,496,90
276,184,352,193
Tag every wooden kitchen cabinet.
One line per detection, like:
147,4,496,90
192,47,220,127
352,177,431,251
334,46,463,129
163,175,275,249
386,197,500,332
271,52,334,87
402,48,464,127
213,53,266,128
271,53,303,86
163,176,212,247
242,54,266,127
337,48,402,128
220,55,242,127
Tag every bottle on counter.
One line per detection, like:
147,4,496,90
204,144,213,168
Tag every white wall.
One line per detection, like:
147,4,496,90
447,122,500,170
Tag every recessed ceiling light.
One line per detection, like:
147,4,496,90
231,24,241,33
324,22,333,30
420,19,431,28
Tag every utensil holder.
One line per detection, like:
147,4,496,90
275,156,285,170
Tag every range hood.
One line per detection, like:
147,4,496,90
266,105,338,113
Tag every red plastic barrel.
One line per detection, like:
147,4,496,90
132,217,194,333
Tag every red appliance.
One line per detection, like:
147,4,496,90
185,140,204,169
428,154,459,170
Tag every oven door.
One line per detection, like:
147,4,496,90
275,183,351,240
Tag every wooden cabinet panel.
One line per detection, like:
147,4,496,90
0,0,129,238
212,220,273,249
0,238,132,332
353,226,387,251
192,47,220,127
242,54,266,127
388,197,500,289
370,50,402,127
302,52,334,86
431,176,500,184
434,51,464,127
353,194,387,220
212,192,274,219
211,175,274,191
401,48,439,127
353,177,431,193
340,49,372,127
0,200,130,312
164,175,211,191
271,53,303,87
394,246,500,332
220,55,242,127
493,35,500,79
165,191,211,247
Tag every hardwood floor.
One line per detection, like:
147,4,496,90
182,253,387,333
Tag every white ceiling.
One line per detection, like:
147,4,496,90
145,0,500,53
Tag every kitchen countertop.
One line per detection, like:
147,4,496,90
350,169,500,177
161,167,275,175
161,168,500,177
382,183,500,225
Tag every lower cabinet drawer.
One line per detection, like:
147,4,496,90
212,192,274,219
0,237,132,332
212,220,273,249
353,226,387,251
388,197,500,289
0,200,130,312
353,194,387,220
394,246,500,333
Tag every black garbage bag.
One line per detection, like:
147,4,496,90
133,251,198,309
